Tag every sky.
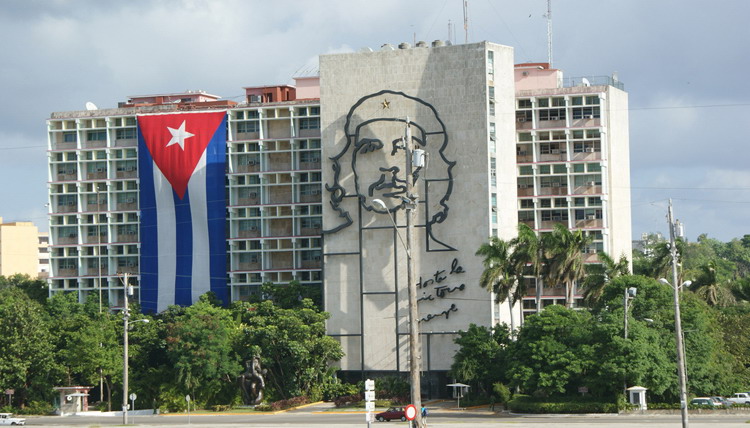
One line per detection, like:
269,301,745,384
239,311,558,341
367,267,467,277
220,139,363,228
1,0,748,243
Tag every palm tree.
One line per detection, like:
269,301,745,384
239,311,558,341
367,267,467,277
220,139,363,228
581,251,630,305
689,261,736,307
476,236,520,333
645,238,686,281
542,224,593,308
510,224,544,314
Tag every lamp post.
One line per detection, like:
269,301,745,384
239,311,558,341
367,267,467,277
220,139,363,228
371,117,424,428
120,272,149,425
623,287,636,394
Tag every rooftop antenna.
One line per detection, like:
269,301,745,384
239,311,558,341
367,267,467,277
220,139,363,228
545,0,553,67
448,19,452,44
463,0,469,43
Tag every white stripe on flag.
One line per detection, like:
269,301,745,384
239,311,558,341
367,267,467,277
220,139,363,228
153,163,177,313
189,151,211,302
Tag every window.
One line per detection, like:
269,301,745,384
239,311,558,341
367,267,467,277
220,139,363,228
518,211,534,222
538,165,551,175
300,118,320,130
587,163,601,172
310,107,320,115
237,121,260,133
553,164,567,174
520,199,534,209
551,97,565,107
300,151,320,164
539,109,566,121
537,98,549,108
63,132,77,143
518,132,532,142
116,128,136,139
489,122,496,141
487,50,494,75
572,106,601,120
488,86,495,100
302,250,322,261
518,177,533,188
540,198,552,208
87,130,107,141
586,95,600,105
301,217,322,229
519,166,533,176
517,99,532,109
588,197,602,206
572,164,585,173
540,209,568,222
300,184,319,196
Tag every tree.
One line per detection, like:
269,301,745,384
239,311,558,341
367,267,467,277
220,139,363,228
511,224,544,314
689,261,736,307
0,287,57,408
233,298,343,401
449,324,510,396
542,224,592,308
581,252,629,305
476,237,521,333
505,305,596,397
0,274,48,305
164,295,242,405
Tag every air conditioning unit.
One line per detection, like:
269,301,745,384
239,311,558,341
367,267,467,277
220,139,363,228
311,189,321,195
249,95,262,103
248,160,257,165
552,182,561,187
517,117,526,123
586,214,596,220
126,198,135,203
250,226,258,231
127,262,136,267
96,168,105,172
551,149,560,154
586,115,594,119
125,166,135,171
517,151,527,156
585,147,595,153
313,255,321,261
518,184,528,189
587,181,596,186
248,192,258,198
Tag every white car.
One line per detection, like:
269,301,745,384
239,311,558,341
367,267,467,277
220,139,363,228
0,413,25,426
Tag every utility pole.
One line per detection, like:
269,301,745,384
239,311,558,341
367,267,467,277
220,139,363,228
668,199,689,428
122,272,130,426
404,117,423,428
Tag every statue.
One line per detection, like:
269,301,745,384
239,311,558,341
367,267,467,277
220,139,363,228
239,356,266,405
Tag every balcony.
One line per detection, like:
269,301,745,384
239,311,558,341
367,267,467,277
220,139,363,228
114,138,136,147
116,201,138,211
236,163,261,173
56,172,78,181
571,151,601,161
238,229,261,238
537,185,568,196
300,259,322,269
576,218,603,228
238,262,262,271
538,152,567,162
86,171,107,180
299,160,321,170
118,265,138,274
517,186,534,197
300,227,322,236
57,203,78,213
299,192,321,203
573,184,601,195
539,220,568,229
524,285,566,297
56,235,78,245
516,152,533,163
115,170,137,179
57,268,79,277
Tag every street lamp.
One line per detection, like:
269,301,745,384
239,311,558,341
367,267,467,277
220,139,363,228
121,272,149,425
371,118,424,428
623,287,636,394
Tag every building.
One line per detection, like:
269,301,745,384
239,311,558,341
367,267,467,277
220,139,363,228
513,63,633,315
47,40,631,389
47,83,323,306
0,217,43,278
319,41,517,392
38,232,50,278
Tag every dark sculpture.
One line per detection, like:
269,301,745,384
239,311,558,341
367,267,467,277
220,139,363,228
239,356,266,405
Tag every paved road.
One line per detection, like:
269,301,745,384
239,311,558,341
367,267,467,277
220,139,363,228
19,402,750,427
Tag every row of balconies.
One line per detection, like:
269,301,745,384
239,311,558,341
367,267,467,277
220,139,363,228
516,150,601,163
517,184,602,197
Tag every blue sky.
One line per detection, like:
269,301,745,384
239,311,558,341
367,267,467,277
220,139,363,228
1,0,748,242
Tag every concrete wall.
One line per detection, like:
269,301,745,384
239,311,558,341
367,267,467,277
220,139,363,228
320,41,516,374
605,87,633,264
0,220,41,277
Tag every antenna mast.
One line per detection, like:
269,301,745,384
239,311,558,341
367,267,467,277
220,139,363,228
463,0,469,43
546,0,553,67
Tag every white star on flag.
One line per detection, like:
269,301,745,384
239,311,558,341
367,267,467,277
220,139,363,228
166,120,194,150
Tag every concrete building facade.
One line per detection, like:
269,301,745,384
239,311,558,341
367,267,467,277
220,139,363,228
0,217,43,278
319,41,518,390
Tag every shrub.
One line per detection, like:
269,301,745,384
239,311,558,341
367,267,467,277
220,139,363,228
321,380,359,401
269,396,309,411
255,404,272,411
334,393,363,408
16,401,54,415
210,404,231,412
493,383,512,407
508,395,618,414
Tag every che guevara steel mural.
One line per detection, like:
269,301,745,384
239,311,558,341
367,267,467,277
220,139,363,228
324,90,456,252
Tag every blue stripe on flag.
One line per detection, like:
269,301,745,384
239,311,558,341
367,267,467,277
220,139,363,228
138,126,159,313
173,190,193,306
206,116,228,303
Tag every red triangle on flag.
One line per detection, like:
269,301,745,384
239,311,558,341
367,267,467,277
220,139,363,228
138,112,226,199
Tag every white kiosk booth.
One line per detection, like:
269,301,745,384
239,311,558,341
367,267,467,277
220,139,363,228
627,386,648,410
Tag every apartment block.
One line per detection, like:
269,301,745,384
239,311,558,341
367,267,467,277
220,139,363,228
514,63,632,314
0,217,43,278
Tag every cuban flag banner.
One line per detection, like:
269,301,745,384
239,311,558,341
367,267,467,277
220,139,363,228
137,111,227,313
